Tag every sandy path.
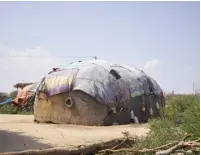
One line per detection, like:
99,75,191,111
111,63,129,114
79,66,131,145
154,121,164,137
0,114,149,153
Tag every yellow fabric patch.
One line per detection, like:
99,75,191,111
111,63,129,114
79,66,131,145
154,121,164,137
44,76,74,91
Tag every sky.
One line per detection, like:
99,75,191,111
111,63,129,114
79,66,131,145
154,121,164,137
0,1,200,93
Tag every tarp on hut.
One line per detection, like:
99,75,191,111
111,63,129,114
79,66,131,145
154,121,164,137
38,60,162,105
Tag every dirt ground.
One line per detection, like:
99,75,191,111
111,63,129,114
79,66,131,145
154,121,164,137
0,114,149,153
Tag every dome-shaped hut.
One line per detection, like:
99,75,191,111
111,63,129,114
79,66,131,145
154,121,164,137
34,60,165,126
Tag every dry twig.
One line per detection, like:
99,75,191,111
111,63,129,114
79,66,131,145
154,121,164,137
100,134,200,155
1,133,199,155
156,134,199,155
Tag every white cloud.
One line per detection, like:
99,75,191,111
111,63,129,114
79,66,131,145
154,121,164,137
186,66,193,71
8,46,51,58
142,58,161,80
144,58,160,70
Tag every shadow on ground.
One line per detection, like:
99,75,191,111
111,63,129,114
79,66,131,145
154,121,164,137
0,130,52,152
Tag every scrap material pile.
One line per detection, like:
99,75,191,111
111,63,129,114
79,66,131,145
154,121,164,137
34,60,165,126
12,82,40,106
0,82,39,108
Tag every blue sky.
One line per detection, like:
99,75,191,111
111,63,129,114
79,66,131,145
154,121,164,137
0,1,200,93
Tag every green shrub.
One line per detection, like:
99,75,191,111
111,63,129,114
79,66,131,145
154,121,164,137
165,94,200,137
180,96,200,138
133,118,184,149
0,104,19,114
0,104,33,115
132,94,200,150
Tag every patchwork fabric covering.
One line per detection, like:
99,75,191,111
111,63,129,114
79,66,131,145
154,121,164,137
38,60,163,106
